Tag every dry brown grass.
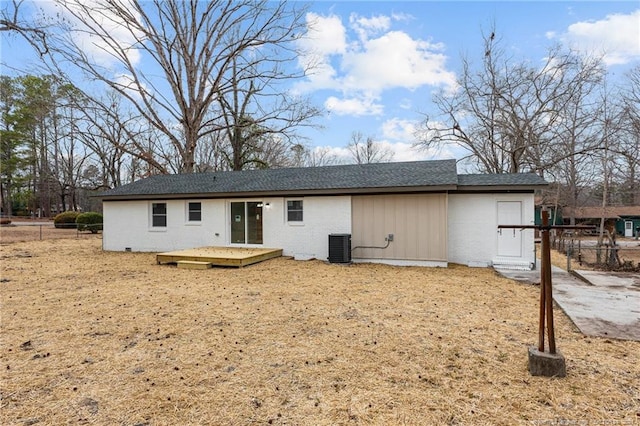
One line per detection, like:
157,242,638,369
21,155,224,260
549,249,572,271
0,225,84,244
1,237,638,425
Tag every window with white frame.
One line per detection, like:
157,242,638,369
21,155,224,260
187,202,202,222
286,199,303,222
151,202,167,227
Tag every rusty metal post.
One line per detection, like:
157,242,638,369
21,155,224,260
541,210,556,354
538,211,547,352
537,266,546,352
538,231,546,351
498,214,594,376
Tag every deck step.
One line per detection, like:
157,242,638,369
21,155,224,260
177,260,213,270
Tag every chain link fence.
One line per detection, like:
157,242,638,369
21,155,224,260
551,232,640,272
0,223,102,244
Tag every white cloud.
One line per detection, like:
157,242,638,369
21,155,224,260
381,118,417,142
549,10,640,66
377,140,415,162
297,11,456,117
42,0,143,68
391,12,414,23
325,95,383,116
349,13,391,41
296,13,348,92
300,12,347,57
315,145,351,162
341,31,455,92
379,118,457,160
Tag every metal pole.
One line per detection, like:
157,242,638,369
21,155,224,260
497,219,595,357
39,224,42,240
538,212,547,352
541,210,556,354
538,260,546,352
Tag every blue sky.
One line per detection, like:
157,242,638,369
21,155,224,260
1,1,639,164
297,1,640,162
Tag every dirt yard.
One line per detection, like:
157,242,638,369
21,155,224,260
0,224,85,244
0,236,638,425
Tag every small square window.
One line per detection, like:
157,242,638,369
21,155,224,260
287,200,303,222
188,202,202,222
152,203,167,227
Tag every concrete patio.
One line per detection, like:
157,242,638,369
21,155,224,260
495,265,640,341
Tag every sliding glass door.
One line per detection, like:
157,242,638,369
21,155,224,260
230,202,263,244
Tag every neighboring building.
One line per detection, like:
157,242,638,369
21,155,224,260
562,206,640,237
534,205,564,226
97,160,547,269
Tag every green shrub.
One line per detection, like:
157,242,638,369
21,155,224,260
76,212,103,233
53,211,81,229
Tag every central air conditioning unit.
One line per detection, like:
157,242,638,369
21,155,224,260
328,234,351,263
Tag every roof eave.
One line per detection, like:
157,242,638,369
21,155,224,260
454,184,548,192
97,184,459,201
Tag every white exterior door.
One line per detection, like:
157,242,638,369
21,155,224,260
497,201,522,257
625,220,633,237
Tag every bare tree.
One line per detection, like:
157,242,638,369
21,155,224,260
544,62,606,223
193,132,230,173
347,131,394,165
290,143,339,167
617,66,640,205
1,0,49,55
217,50,321,170
46,0,315,173
75,92,144,189
417,28,604,174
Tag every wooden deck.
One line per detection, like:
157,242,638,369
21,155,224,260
156,246,283,268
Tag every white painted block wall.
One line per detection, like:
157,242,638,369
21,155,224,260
104,193,535,267
102,199,227,252
447,193,536,267
262,196,352,260
102,196,352,261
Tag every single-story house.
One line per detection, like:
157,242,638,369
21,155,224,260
97,159,547,268
562,206,640,237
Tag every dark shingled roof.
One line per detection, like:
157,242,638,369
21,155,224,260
97,160,547,200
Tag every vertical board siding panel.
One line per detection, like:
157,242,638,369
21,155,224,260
399,196,409,259
419,196,430,259
417,196,427,259
439,195,447,259
352,194,447,261
436,195,447,259
363,196,371,256
426,196,436,259
384,196,395,258
351,196,361,254
353,196,365,257
405,195,422,259
390,196,400,259
369,196,378,258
